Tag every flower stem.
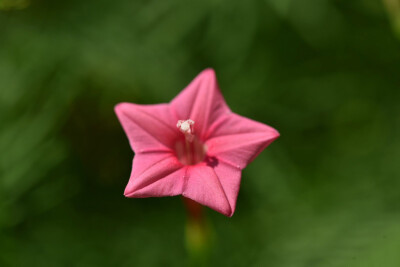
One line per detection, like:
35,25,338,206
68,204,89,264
183,197,212,266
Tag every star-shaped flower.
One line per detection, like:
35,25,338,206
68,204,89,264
115,69,279,217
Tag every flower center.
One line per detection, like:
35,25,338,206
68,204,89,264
175,119,206,165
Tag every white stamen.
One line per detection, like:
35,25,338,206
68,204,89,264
177,119,195,142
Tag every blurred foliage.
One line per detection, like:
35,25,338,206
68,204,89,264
383,0,400,37
1,0,400,266
0,0,29,11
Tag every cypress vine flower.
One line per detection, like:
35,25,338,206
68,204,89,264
115,69,279,216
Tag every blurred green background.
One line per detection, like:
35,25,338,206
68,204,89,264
1,0,400,266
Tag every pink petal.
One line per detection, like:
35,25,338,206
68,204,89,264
170,69,231,140
182,164,232,216
212,161,242,216
115,103,179,153
124,151,184,197
205,113,280,169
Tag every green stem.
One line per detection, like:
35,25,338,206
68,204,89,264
183,197,212,266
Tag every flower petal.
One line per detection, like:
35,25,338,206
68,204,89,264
124,152,184,197
182,164,232,216
115,103,178,152
170,69,231,140
212,161,242,216
205,113,279,169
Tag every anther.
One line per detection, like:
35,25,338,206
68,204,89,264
177,119,195,142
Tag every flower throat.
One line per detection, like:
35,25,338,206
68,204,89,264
175,119,206,165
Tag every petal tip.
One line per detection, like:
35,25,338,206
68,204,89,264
124,184,136,198
265,125,280,141
214,202,233,217
221,206,234,217
222,206,235,217
202,67,215,74
272,129,280,139
123,190,132,198
114,102,130,117
199,68,216,80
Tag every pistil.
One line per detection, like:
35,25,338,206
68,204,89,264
176,119,206,165
177,119,195,142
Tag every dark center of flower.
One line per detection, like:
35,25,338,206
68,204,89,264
175,119,206,165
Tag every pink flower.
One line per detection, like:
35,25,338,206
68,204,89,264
115,69,279,217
